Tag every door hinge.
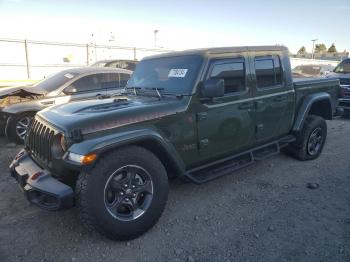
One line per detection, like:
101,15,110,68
199,138,209,148
197,112,207,121
256,124,264,131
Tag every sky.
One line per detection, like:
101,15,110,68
0,0,349,53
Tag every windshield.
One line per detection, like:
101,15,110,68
126,55,203,95
33,71,76,92
334,59,350,74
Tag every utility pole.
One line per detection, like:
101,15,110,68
311,39,318,59
154,30,159,48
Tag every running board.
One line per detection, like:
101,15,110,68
184,135,295,184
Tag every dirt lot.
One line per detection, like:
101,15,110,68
0,118,349,262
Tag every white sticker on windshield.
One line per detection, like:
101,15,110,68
168,69,188,78
64,73,74,79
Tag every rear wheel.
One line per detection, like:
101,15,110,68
286,115,327,161
7,112,34,144
76,146,169,240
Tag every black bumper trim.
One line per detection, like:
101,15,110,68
10,150,74,211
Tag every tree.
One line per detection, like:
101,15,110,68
328,43,337,53
314,43,327,53
297,46,307,55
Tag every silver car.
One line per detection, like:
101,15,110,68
0,67,132,143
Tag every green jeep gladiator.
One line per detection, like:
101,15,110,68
10,46,341,240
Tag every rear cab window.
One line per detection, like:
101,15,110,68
254,55,283,89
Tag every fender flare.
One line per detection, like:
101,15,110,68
292,92,332,132
67,129,186,175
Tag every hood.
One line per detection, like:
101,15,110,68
38,95,188,135
326,72,350,84
0,85,46,99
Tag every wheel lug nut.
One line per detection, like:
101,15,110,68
124,184,128,188
133,193,136,197
120,192,124,196
131,185,135,189
125,198,129,202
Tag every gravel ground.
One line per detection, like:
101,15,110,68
0,118,349,262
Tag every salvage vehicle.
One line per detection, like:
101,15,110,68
91,59,138,71
326,58,350,113
0,67,132,143
292,64,334,78
10,46,342,240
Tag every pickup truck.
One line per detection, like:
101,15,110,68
10,46,341,240
326,58,350,113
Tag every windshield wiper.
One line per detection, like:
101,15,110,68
145,87,164,100
123,86,142,96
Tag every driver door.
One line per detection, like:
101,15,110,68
196,55,255,161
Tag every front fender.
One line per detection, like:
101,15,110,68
292,92,332,132
67,129,186,172
1,102,43,115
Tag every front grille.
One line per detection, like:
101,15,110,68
343,88,350,98
339,79,350,85
26,117,56,165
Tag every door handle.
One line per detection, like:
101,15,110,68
238,103,253,110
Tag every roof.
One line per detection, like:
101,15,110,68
60,67,133,75
93,59,138,63
143,46,289,60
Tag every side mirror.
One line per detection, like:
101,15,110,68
201,78,225,98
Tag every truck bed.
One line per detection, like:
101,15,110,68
293,78,340,114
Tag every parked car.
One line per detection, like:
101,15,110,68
292,64,334,78
10,46,341,240
326,58,350,113
0,67,132,143
91,59,138,71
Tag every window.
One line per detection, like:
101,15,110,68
69,74,102,92
119,73,130,87
101,73,119,89
209,59,246,94
255,55,283,88
334,59,350,74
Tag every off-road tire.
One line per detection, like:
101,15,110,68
286,115,327,161
75,146,169,240
7,112,34,144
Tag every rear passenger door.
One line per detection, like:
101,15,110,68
197,56,255,160
250,54,294,142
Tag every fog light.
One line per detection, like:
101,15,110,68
30,171,44,181
67,152,97,165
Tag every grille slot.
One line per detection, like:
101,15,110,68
26,118,57,165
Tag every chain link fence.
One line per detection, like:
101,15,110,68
0,38,172,80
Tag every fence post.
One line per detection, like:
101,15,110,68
133,47,137,61
86,44,89,66
24,39,30,79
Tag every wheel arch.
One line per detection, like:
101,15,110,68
293,92,332,132
5,111,37,138
69,130,186,179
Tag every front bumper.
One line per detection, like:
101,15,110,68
9,150,74,211
339,98,350,111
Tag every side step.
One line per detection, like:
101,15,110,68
184,135,295,184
